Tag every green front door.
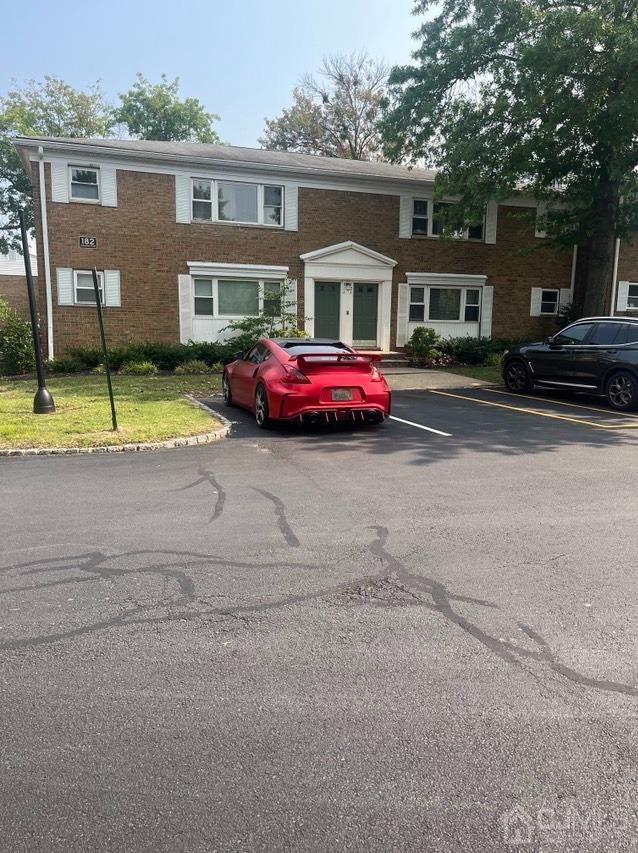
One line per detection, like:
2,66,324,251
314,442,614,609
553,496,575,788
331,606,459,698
353,283,378,345
314,282,341,339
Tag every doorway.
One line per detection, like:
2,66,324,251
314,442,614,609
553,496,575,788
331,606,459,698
353,283,378,347
314,282,341,339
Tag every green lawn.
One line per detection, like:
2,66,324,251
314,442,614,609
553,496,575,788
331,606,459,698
443,365,502,383
0,374,223,449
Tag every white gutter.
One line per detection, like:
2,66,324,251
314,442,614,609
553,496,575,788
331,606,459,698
609,237,621,317
37,146,54,358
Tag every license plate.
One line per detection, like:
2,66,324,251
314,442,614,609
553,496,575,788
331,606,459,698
331,388,353,401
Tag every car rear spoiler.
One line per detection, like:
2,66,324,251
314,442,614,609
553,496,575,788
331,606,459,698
292,352,382,369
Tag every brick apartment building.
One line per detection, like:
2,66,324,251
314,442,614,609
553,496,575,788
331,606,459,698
0,248,37,319
13,135,638,359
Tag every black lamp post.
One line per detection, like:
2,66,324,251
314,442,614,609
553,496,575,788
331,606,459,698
18,209,55,414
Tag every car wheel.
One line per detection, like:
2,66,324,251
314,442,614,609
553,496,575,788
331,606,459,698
503,359,533,393
222,371,233,406
606,371,638,411
254,384,271,429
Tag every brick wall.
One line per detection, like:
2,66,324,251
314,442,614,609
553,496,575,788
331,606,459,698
0,275,31,318
33,164,577,355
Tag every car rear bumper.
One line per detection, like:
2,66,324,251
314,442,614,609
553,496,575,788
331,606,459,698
277,391,391,421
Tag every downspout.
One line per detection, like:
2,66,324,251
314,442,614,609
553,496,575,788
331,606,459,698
37,146,54,359
609,237,621,317
570,245,577,296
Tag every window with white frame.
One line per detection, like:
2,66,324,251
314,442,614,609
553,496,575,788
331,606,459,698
409,285,481,323
69,167,100,201
627,284,638,309
540,289,559,315
412,199,484,241
74,270,104,304
191,179,283,226
193,278,284,317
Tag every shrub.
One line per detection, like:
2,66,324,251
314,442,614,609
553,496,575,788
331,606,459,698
484,351,503,367
119,360,158,375
558,300,582,327
91,363,107,375
174,359,212,375
440,336,495,365
0,298,35,375
406,327,443,366
211,361,225,373
46,357,82,374
66,346,103,369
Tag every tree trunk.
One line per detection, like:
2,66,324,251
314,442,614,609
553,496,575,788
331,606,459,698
575,180,619,316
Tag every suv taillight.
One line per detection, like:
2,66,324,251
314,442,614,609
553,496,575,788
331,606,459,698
281,365,311,384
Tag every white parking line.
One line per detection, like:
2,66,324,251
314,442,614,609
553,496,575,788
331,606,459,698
389,415,452,437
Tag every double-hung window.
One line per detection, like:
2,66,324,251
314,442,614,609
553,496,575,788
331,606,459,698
409,285,482,324
193,279,283,318
412,199,484,241
70,167,100,202
540,289,559,315
191,179,283,226
74,270,103,304
627,284,638,310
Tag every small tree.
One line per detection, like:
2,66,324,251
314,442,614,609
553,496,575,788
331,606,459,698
114,74,220,143
221,280,306,352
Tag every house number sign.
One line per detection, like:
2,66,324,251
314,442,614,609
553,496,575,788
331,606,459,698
79,236,97,248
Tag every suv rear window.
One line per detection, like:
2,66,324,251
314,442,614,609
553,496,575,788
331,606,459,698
615,323,638,345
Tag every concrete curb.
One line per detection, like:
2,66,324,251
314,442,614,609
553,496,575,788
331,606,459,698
0,396,231,457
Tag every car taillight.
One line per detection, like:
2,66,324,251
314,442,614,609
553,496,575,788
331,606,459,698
281,365,311,384
370,365,383,382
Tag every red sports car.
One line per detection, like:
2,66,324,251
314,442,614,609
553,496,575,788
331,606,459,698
222,338,391,428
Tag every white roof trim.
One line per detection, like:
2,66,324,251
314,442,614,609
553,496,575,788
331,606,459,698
187,261,289,279
406,272,487,286
300,241,397,267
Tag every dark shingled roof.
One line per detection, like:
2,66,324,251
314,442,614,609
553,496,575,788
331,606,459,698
14,136,437,184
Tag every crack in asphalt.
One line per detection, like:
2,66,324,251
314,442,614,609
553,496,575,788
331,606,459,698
253,488,301,547
1,530,637,698
174,467,226,524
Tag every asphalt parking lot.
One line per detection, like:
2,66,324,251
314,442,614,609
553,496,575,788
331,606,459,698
2,385,638,852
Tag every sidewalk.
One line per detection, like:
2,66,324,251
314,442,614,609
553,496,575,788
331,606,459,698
381,367,492,391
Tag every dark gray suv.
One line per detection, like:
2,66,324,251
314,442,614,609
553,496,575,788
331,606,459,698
502,317,638,411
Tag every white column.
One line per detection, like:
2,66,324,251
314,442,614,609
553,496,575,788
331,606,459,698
340,281,354,345
304,277,315,337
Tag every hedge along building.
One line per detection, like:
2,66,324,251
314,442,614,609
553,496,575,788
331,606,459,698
14,135,637,359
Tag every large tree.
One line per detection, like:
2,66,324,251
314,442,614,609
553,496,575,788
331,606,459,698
261,53,388,160
381,0,638,315
114,74,220,143
0,76,112,254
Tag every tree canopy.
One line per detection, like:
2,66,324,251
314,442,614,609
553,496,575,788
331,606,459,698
0,76,112,254
261,53,387,160
114,74,220,144
382,0,638,314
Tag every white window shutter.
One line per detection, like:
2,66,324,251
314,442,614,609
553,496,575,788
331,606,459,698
484,201,498,244
175,175,191,223
56,268,73,305
617,281,630,312
284,278,298,318
399,196,413,238
50,161,69,203
284,184,298,231
559,288,571,309
178,275,193,343
530,288,543,316
104,270,121,307
396,283,410,346
100,166,118,207
480,285,494,337
535,203,547,238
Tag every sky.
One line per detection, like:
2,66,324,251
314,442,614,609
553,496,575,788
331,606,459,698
1,0,421,147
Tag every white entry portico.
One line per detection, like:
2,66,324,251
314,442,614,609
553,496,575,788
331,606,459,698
301,241,396,351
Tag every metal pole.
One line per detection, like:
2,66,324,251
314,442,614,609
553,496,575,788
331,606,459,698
18,209,55,414
91,267,117,431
